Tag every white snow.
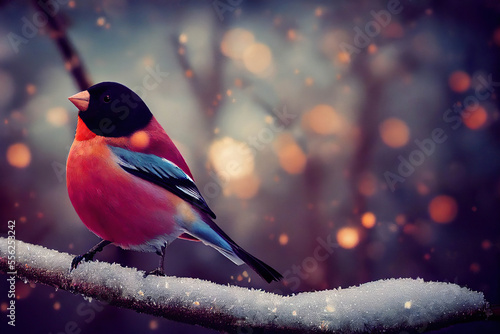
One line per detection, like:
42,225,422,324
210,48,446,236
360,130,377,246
0,237,488,333
278,278,486,332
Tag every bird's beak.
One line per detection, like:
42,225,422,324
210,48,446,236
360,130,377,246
68,90,90,112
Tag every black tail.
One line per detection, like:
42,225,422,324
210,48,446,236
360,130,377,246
232,244,283,283
201,216,283,283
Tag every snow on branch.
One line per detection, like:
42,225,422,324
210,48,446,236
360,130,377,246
0,238,491,333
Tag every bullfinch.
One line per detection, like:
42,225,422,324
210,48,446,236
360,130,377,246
67,81,282,283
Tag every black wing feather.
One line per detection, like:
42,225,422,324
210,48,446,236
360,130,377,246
108,145,216,219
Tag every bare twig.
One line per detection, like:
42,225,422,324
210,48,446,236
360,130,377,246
0,238,492,333
33,0,92,90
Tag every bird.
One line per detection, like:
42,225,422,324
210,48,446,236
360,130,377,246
66,81,282,283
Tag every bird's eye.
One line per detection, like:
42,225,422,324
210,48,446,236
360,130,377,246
103,95,111,103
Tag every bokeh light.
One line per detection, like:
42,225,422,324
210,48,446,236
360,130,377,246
428,195,458,223
26,84,36,95
367,44,378,54
463,106,488,130
358,172,377,196
130,130,150,149
278,233,289,245
15,283,33,300
337,51,351,64
302,104,348,135
395,214,406,225
416,182,430,195
96,17,106,27
224,173,260,199
274,134,307,174
149,320,159,330
361,212,376,229
448,70,471,93
383,22,404,38
209,137,254,180
220,28,255,59
46,107,69,127
494,27,500,46
337,227,360,249
7,143,31,168
470,262,481,273
179,33,188,44
482,240,492,250
243,43,273,75
379,118,410,148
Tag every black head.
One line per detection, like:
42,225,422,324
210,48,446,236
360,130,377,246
72,82,153,137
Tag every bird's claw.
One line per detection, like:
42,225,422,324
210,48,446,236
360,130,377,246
70,253,95,272
70,255,84,271
143,268,166,278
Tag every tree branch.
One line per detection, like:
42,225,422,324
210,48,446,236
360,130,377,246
0,238,492,333
33,0,93,90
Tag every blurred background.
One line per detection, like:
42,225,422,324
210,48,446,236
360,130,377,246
1,0,499,333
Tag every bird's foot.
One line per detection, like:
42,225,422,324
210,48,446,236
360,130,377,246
70,252,96,271
143,267,166,278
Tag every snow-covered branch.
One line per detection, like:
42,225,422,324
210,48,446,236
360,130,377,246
0,238,491,333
